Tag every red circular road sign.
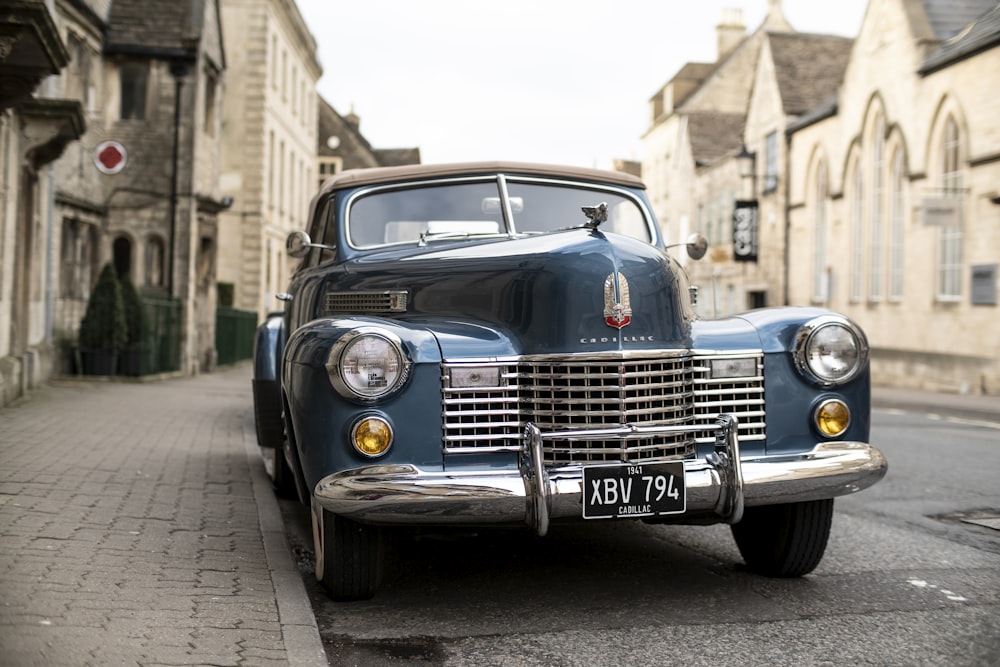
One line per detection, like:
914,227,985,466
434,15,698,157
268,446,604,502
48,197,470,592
95,141,128,175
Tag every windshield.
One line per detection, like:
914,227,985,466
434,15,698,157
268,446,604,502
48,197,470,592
347,177,652,249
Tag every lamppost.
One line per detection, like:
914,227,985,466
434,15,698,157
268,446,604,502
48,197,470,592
733,144,760,265
736,143,757,199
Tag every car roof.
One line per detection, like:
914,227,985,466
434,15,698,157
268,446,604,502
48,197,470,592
317,161,646,194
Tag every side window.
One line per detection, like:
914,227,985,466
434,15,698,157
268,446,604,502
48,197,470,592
305,196,336,267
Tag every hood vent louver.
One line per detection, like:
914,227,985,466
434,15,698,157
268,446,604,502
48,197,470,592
325,290,408,314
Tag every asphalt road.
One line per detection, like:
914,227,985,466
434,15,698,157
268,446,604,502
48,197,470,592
282,407,1000,666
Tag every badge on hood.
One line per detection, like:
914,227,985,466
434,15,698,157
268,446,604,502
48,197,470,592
604,273,632,329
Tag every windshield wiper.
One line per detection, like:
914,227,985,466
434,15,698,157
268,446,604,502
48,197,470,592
417,231,503,247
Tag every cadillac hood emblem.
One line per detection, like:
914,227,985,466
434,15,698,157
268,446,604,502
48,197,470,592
603,273,632,329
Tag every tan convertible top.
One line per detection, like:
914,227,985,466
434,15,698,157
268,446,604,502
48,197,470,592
318,161,646,194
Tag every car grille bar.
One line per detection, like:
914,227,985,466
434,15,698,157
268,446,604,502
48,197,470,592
442,352,765,466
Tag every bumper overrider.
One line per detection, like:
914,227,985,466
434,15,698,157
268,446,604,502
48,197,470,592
312,415,888,535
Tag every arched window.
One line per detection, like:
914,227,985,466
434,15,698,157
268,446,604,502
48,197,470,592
850,159,864,303
889,149,906,300
938,117,963,299
113,235,132,282
869,115,885,301
812,160,829,302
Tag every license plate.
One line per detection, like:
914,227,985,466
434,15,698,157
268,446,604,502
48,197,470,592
582,462,686,519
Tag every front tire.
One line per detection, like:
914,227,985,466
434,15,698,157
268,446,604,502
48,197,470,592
312,499,384,601
731,498,834,577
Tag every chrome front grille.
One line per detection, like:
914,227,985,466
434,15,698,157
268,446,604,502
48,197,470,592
442,352,766,466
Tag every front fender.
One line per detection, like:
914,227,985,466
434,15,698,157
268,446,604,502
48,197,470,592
252,312,286,449
253,312,286,383
282,317,445,494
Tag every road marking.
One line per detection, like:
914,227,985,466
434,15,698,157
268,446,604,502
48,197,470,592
907,579,968,602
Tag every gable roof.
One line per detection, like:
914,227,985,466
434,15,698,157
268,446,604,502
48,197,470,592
104,0,202,58
768,32,853,116
317,97,421,169
686,111,746,167
920,1,1000,74
922,0,998,39
317,98,380,170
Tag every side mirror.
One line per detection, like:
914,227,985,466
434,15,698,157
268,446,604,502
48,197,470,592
286,231,312,258
685,233,708,261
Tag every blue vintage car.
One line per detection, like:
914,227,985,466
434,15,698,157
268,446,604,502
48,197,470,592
252,162,887,600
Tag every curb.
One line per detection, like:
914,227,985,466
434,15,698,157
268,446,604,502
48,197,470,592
871,389,1000,425
242,420,328,666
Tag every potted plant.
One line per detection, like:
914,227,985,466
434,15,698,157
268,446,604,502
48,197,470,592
118,277,148,376
78,263,127,376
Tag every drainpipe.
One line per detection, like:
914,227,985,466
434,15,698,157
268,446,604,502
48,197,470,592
783,130,792,306
167,60,188,298
43,0,57,345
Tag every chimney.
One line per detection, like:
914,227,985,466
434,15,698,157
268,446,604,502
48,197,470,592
345,104,360,130
717,8,746,61
763,0,793,32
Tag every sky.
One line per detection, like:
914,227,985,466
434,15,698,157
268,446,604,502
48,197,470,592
295,0,870,169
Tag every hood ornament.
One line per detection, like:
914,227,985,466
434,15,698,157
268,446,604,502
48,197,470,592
603,272,632,329
582,202,608,229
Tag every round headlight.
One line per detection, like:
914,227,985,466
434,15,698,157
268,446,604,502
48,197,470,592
327,329,410,401
794,316,868,386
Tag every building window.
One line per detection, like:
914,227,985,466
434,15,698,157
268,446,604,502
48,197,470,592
850,161,864,303
282,49,288,101
938,117,963,300
889,149,906,300
763,131,778,193
113,236,132,282
204,72,217,136
812,161,828,303
271,35,278,90
279,140,285,215
869,115,885,301
120,62,148,120
319,158,341,189
268,131,275,210
60,218,95,299
146,236,165,288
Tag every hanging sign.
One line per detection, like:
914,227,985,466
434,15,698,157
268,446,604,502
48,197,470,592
95,141,128,175
732,199,758,263
921,197,962,227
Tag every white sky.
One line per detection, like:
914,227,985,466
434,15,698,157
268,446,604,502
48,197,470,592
295,0,869,169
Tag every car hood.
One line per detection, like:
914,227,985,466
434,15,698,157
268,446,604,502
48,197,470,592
330,229,695,354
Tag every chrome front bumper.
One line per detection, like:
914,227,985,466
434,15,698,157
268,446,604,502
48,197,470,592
312,415,888,535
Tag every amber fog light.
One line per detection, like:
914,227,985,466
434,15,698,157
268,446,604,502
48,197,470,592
352,416,394,457
814,399,850,438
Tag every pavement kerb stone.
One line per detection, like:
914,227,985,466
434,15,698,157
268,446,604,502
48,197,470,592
241,420,328,666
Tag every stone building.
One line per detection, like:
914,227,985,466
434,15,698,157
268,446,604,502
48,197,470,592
1,0,228,407
643,2,851,312
92,0,227,375
643,0,1000,394
316,98,420,192
786,0,1000,393
217,0,322,320
0,0,84,406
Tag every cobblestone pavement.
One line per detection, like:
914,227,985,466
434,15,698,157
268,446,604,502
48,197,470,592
0,365,326,667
